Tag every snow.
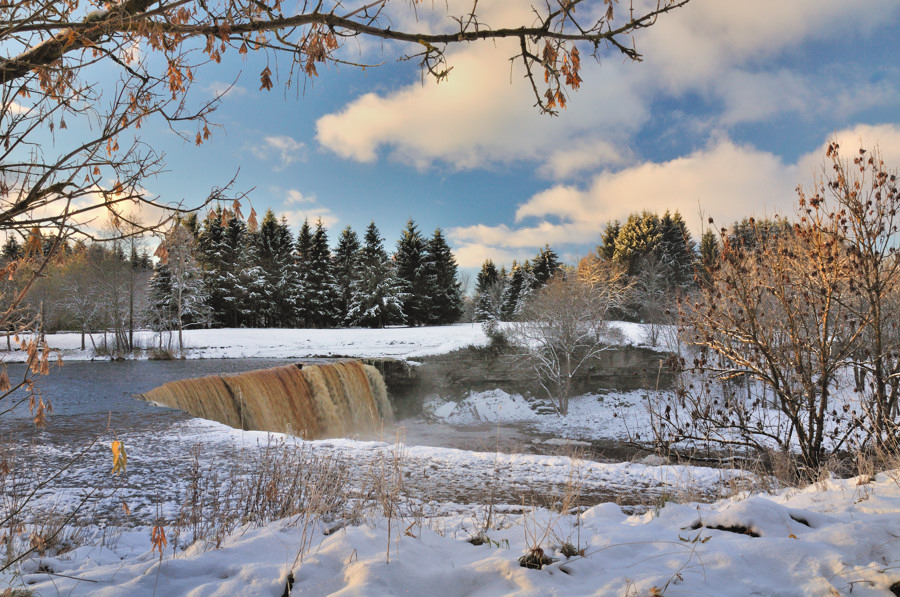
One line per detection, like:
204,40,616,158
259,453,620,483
11,471,900,596
426,389,539,424
6,324,493,361
3,324,900,596
4,320,651,362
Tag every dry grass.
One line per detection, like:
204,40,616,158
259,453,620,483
172,436,352,553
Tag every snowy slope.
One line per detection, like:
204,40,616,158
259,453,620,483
12,472,900,596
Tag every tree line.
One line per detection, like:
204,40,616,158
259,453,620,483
0,209,464,353
147,209,464,345
1,233,154,353
473,209,697,327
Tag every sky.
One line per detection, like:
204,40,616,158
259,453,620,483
136,0,900,273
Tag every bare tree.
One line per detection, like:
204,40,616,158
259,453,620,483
632,253,670,346
660,211,867,470
61,247,102,350
807,143,900,454
508,259,630,415
154,221,210,354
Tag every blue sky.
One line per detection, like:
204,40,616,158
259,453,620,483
137,0,900,275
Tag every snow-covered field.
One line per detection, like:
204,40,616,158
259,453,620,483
12,462,900,596
3,324,900,596
4,321,654,361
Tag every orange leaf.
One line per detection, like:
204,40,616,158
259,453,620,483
151,525,167,553
111,440,127,475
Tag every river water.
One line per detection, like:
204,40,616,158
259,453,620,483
1,359,717,524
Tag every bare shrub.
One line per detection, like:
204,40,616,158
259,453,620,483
508,261,630,415
172,437,351,553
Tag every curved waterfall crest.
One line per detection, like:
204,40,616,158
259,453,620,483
140,360,392,439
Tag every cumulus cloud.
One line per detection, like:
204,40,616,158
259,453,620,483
448,124,900,268
317,41,646,175
249,135,307,170
270,188,337,229
6,102,29,115
285,189,316,205
283,208,337,229
316,0,898,178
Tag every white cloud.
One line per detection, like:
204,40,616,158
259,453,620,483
316,37,646,174
285,189,315,205
448,124,900,268
283,208,337,229
539,140,634,179
714,70,811,126
6,102,29,115
271,188,337,229
316,0,899,176
249,135,307,170
453,243,531,270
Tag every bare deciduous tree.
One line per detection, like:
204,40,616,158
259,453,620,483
808,143,900,454
656,210,866,470
647,145,900,472
509,258,630,415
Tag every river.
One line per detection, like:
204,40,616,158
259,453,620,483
1,359,722,525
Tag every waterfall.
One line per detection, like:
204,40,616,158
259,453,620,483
139,360,392,439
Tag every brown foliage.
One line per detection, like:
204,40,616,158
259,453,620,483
652,143,900,471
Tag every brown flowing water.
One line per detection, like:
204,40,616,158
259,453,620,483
139,360,391,439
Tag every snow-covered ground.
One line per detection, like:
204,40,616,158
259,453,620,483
3,324,899,596
12,463,900,596
426,388,650,443
3,320,655,361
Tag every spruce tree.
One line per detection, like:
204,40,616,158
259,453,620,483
475,259,499,294
305,220,339,327
532,244,561,289
222,213,259,327
476,264,507,322
727,217,791,251
394,219,427,326
196,208,230,326
294,219,314,327
698,229,720,287
421,228,463,325
599,220,620,261
614,211,661,276
253,210,297,327
333,226,361,325
347,222,407,328
2,236,22,259
515,260,537,315
657,210,696,290
501,261,525,321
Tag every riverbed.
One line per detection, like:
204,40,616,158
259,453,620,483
2,359,738,527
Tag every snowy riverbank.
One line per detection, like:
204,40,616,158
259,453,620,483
3,324,899,596
1,321,657,361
